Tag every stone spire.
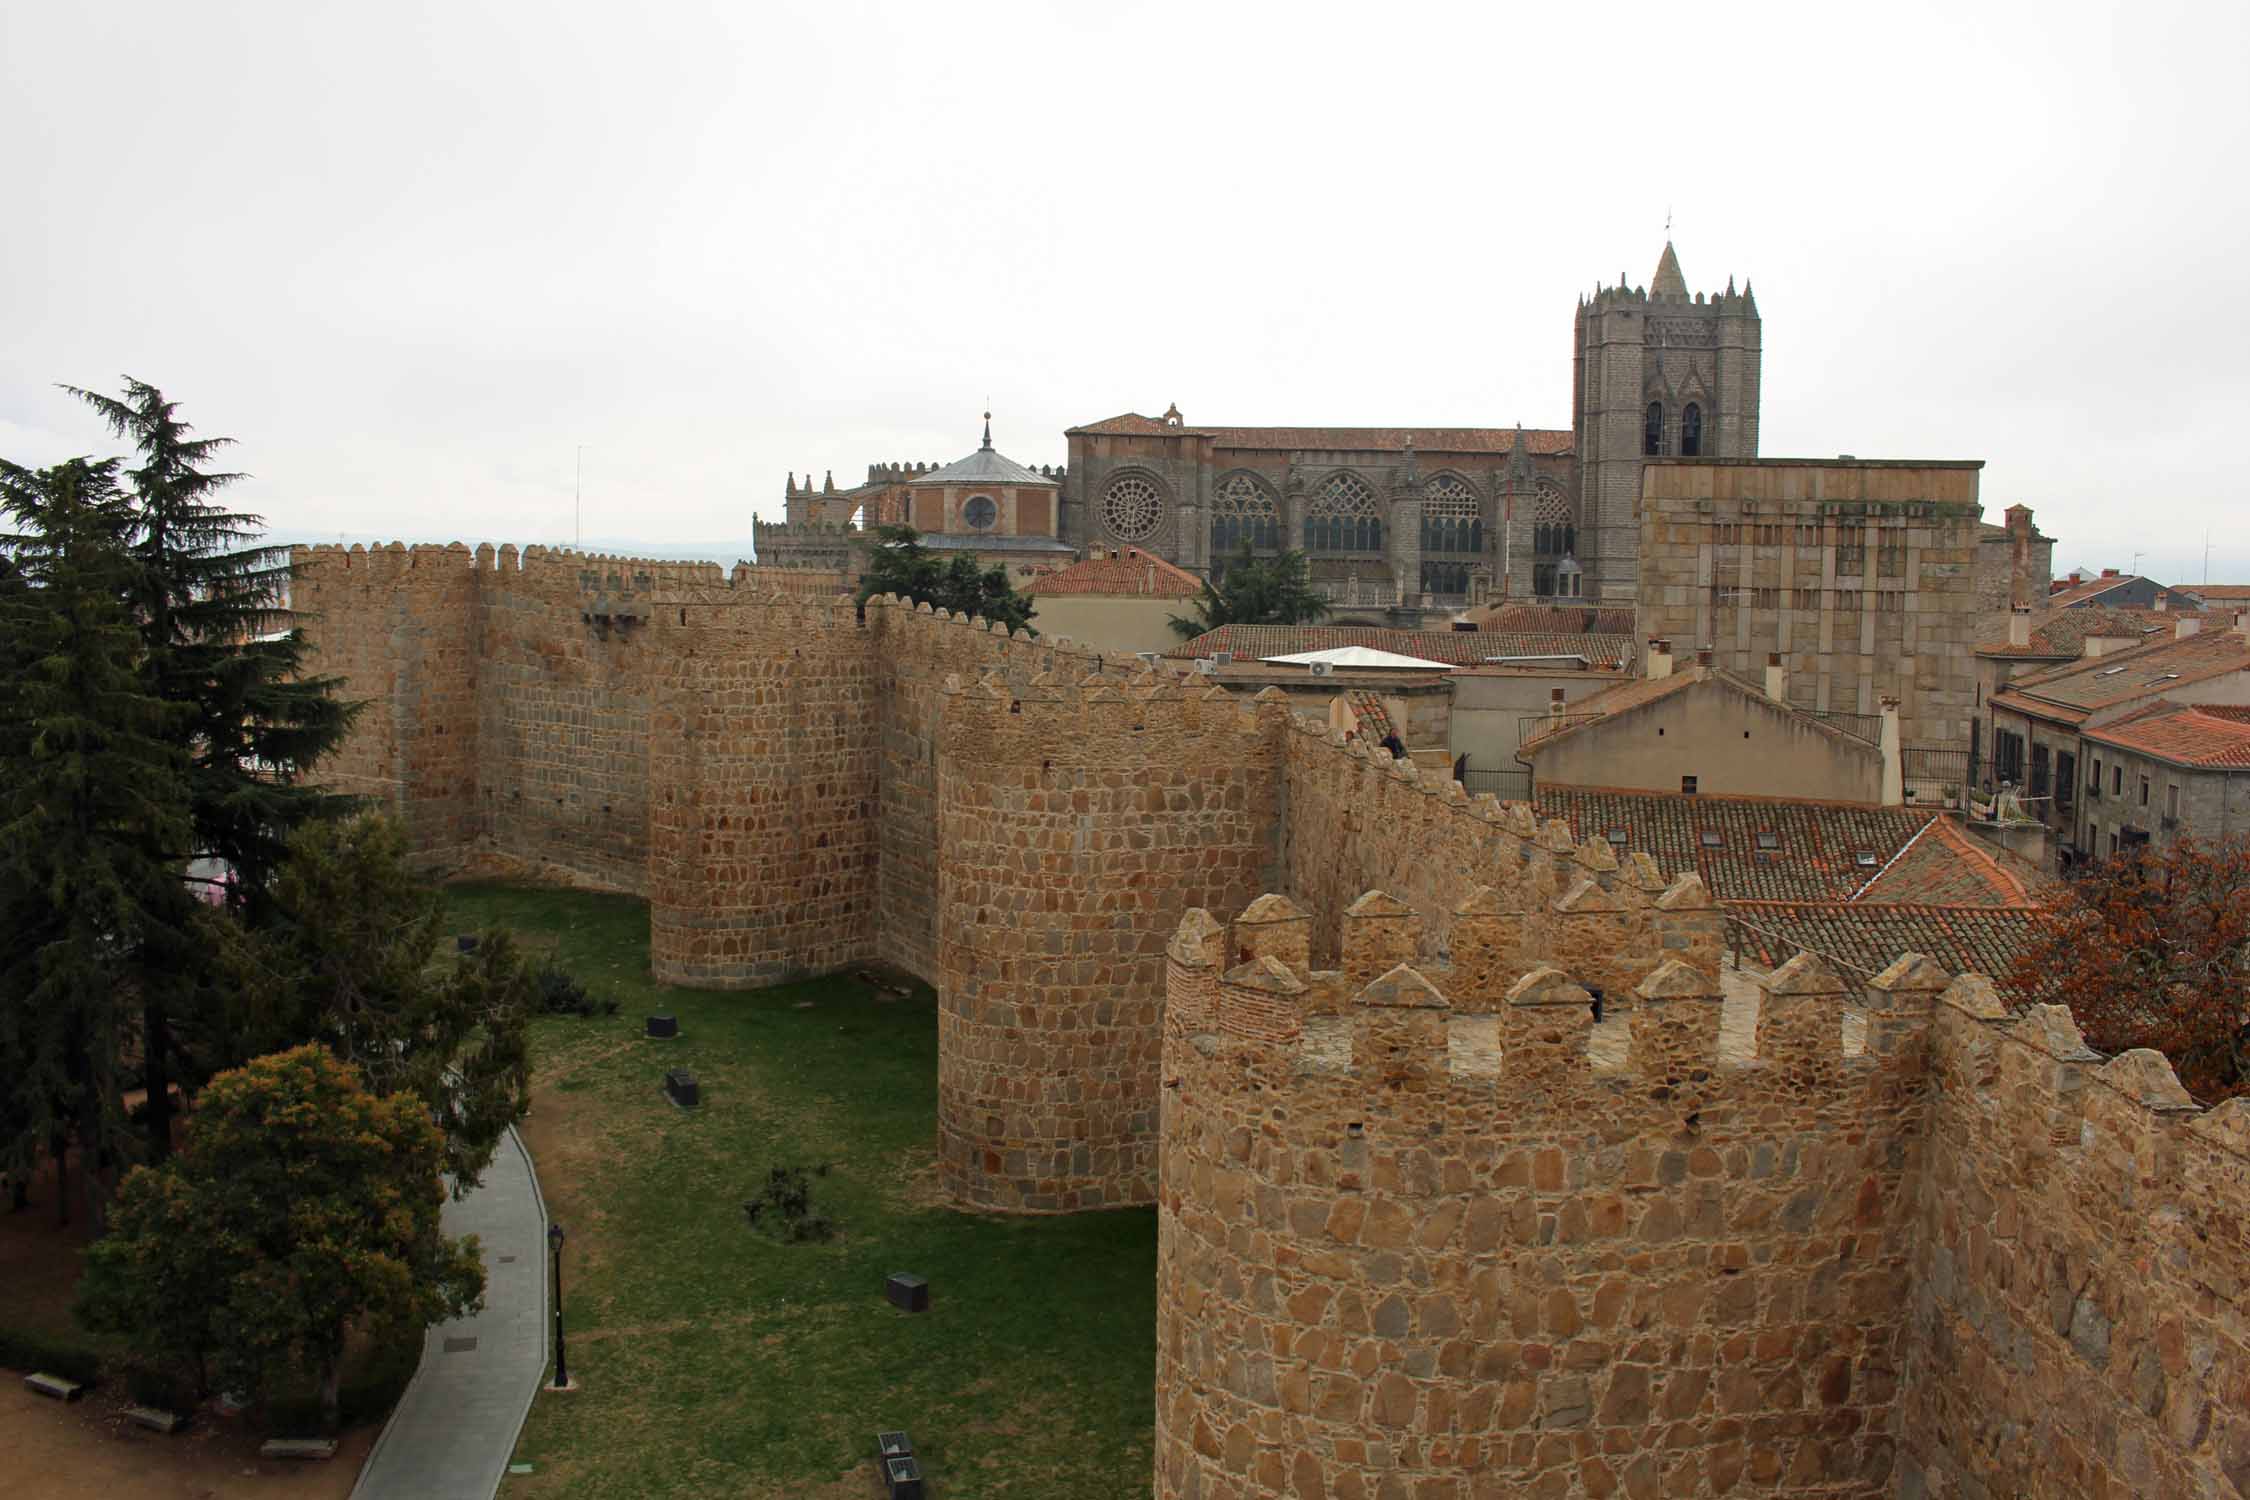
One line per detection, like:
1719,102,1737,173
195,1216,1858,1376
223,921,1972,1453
981,410,993,450
1652,241,1687,298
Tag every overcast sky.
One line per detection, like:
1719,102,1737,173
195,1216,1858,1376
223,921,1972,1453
5,1,2246,581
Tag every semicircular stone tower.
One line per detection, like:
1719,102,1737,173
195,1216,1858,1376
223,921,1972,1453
934,668,1281,1212
1156,878,1953,1499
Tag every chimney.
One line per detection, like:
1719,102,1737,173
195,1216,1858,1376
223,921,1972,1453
2004,504,2034,610
2177,616,2202,639
1695,647,1714,669
2008,605,2032,648
2236,609,2249,640
1646,638,1673,680
1878,696,1904,808
1549,687,1566,721
1764,651,1786,703
2102,567,2118,578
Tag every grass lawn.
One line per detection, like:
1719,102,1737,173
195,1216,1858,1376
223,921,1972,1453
444,882,1158,1499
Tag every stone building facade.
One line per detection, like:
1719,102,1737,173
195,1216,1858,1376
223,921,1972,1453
295,538,2250,1499
1636,460,1993,748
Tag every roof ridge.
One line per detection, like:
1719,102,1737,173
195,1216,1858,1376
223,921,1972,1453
1847,814,1938,902
1917,815,2038,909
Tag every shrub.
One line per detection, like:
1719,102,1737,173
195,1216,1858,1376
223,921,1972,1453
743,1164,836,1243
533,966,619,1018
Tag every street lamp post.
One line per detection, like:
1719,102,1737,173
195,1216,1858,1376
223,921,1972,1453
548,1221,569,1389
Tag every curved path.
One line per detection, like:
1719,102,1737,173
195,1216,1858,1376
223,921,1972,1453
349,1125,550,1500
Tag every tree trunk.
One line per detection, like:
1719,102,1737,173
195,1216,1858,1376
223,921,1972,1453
142,996,173,1163
51,1133,68,1226
77,1075,107,1237
319,1356,343,1435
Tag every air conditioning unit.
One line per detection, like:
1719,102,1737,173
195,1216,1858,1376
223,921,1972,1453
1308,661,1334,677
1193,658,1218,675
1212,651,1234,666
1135,651,1161,666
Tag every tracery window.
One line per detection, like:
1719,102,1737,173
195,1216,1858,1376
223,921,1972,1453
1210,472,1280,555
1531,485,1575,560
1304,472,1381,553
1681,403,1702,457
1100,474,1164,542
1644,402,1666,457
1418,474,1483,555
1421,560,1471,596
962,494,997,530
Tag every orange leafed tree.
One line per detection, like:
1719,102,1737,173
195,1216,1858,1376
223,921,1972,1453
2010,834,2250,1102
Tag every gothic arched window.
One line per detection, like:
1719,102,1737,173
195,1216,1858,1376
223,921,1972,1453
1304,472,1381,553
1419,474,1483,555
1532,485,1574,561
1210,472,1280,557
1420,560,1470,597
1644,402,1666,457
1681,403,1703,458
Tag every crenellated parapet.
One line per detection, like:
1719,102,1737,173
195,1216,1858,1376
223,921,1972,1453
1156,888,1961,1499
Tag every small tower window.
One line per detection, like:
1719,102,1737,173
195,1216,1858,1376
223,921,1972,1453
1644,402,1666,457
1681,403,1703,457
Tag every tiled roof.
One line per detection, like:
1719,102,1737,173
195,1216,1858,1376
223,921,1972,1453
1345,690,1394,742
1852,814,2046,908
1522,667,1873,758
1027,548,1203,599
1532,790,1932,902
1460,604,1639,635
2082,700,2250,769
2191,584,2250,602
1975,605,2168,659
1066,412,1574,455
1728,904,2043,1001
1477,634,1639,667
1991,630,2250,722
2046,575,2152,608
1166,623,1629,669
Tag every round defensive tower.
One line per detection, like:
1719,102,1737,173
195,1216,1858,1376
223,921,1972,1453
1154,876,1953,1499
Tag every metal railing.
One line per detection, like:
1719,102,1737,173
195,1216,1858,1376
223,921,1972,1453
1900,746,1973,809
1460,767,1533,801
1311,578,1399,608
1517,711,1606,750
1724,911,1881,983
1801,708,1884,745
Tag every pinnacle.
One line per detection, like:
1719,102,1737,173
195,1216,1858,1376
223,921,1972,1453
1652,241,1688,299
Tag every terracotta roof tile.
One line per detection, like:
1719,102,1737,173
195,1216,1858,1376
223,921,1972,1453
2047,574,2156,608
1991,630,2250,721
1852,815,2045,908
1165,624,1632,669
1532,790,1931,902
1026,547,1204,599
2191,584,2250,601
2082,700,2250,769
1066,412,1573,455
1458,604,1639,635
1975,604,2170,659
1345,690,1394,742
1727,904,2043,1001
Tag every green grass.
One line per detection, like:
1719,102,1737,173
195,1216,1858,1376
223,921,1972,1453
444,882,1157,1498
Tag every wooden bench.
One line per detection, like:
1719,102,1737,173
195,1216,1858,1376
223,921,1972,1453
258,1438,338,1461
23,1372,85,1402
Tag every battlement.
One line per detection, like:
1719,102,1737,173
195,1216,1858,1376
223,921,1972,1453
1582,281,1759,315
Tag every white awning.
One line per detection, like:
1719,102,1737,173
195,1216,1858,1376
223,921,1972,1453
1259,646,1453,670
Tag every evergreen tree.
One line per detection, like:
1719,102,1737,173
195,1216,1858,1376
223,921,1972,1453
856,524,1038,635
0,458,192,1228
1168,544,1330,640
77,1044,485,1429
215,814,533,1192
64,380,360,1160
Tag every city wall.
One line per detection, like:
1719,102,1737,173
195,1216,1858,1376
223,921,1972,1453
295,542,2250,1498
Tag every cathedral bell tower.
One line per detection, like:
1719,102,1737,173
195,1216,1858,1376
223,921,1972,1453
1571,241,1761,602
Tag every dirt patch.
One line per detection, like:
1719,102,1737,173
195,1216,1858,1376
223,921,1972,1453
882,1143,949,1215
0,1383,374,1500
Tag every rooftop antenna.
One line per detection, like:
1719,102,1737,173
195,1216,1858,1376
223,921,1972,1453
2131,549,2144,577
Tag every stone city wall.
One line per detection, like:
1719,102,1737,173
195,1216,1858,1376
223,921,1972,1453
1157,888,1937,1500
1901,985,2250,1499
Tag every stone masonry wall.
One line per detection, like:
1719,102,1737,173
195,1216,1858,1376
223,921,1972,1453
1900,985,2250,1498
1157,890,1940,1500
935,663,1282,1212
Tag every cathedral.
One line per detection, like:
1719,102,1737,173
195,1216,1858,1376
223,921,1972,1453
756,241,1761,611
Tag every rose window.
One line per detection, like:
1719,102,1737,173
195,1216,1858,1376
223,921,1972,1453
962,494,997,530
1100,476,1163,542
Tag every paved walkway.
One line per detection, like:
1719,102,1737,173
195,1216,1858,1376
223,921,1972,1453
349,1126,550,1500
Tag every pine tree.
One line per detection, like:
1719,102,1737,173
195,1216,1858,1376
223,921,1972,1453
64,380,360,1159
0,458,193,1228
856,524,1038,634
1168,544,1330,640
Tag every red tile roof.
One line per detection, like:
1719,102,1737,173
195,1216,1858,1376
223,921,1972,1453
2082,700,2250,769
1532,790,1932,902
1727,904,2044,999
2192,584,2250,602
1345,690,1394,742
1975,604,2171,659
1521,666,1876,758
1166,623,1633,669
1460,603,1640,635
1026,547,1204,599
1067,412,1573,456
1852,814,2046,908
1990,630,2250,724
